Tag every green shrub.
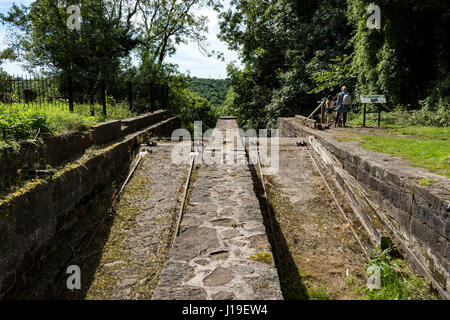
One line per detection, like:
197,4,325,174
0,102,134,144
348,103,449,127
0,105,50,140
364,248,435,300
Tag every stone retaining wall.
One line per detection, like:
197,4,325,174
294,115,320,129
120,110,172,135
0,110,172,191
278,117,450,299
0,116,180,297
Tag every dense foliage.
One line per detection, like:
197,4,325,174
0,102,133,142
168,75,217,133
187,77,230,108
218,0,450,129
0,0,222,136
218,0,352,129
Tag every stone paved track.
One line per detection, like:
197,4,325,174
152,118,283,300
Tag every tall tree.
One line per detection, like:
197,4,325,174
348,0,450,108
134,0,222,82
218,0,351,129
0,0,138,80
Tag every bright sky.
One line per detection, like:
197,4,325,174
0,0,238,78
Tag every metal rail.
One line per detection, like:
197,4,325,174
171,151,197,250
117,149,150,199
308,100,325,119
305,146,371,260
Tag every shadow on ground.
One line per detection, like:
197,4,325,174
5,167,131,300
247,162,309,300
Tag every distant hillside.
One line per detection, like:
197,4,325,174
187,77,230,108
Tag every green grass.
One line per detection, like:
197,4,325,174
348,114,450,139
0,102,135,146
389,126,450,140
418,178,437,186
338,125,450,179
363,248,438,300
307,283,332,300
357,134,449,178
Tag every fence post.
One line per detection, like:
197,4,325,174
377,105,381,127
90,92,95,116
68,75,74,112
363,104,366,127
102,79,106,117
128,81,133,111
149,83,154,113
164,85,168,109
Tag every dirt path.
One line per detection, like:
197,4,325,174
263,138,373,299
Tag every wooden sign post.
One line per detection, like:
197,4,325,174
360,95,386,127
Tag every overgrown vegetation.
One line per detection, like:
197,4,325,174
0,102,134,144
348,104,450,128
187,77,230,108
362,248,438,300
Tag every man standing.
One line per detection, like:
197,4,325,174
335,86,352,127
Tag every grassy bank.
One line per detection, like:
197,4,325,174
0,102,135,148
335,126,450,178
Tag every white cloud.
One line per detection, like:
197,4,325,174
166,6,239,79
0,1,33,75
0,1,240,79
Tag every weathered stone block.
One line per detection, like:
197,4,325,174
90,120,121,145
385,205,411,232
410,217,446,259
0,115,179,295
203,267,234,287
445,221,450,241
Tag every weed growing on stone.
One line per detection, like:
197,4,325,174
418,178,437,186
363,247,439,300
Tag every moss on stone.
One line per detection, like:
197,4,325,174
249,252,273,265
418,178,437,186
